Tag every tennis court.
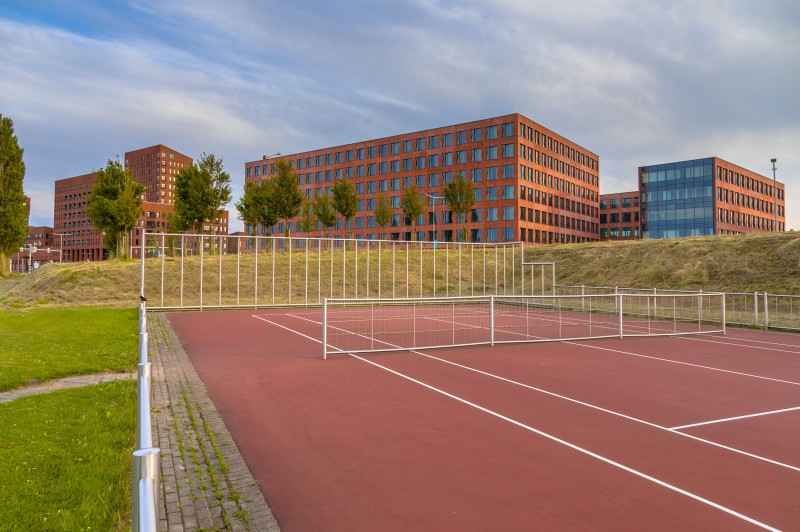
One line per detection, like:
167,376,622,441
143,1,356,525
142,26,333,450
168,305,800,531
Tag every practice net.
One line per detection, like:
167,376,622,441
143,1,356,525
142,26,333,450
321,293,726,358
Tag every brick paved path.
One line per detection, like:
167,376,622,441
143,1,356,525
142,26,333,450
148,313,279,531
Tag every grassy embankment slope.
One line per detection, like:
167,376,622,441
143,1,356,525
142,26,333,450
1,232,798,309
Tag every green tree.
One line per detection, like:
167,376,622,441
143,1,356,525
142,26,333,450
174,153,232,234
401,185,425,241
314,193,337,246
0,115,28,277
374,194,392,240
86,159,145,259
235,180,278,253
298,197,317,234
332,178,358,239
266,159,303,237
442,172,476,242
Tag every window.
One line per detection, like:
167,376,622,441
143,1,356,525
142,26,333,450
442,152,453,165
325,170,332,181
456,130,467,144
486,146,498,160
471,168,483,182
470,128,482,142
391,178,401,190
367,198,376,209
502,122,514,137
335,152,342,163
356,183,364,194
486,187,498,200
486,167,498,180
502,185,514,199
379,144,388,156
486,125,498,140
442,171,453,185
456,150,467,164
501,164,515,179
600,228,608,238
487,228,498,242
379,162,388,174
416,175,425,188
622,227,631,237
474,189,483,201
367,181,376,193
471,208,482,222
428,135,439,149
367,146,376,158
599,199,607,209
501,143,514,158
356,148,365,160
471,148,482,162
415,156,426,170
429,154,439,168
391,160,400,173
502,227,515,241
415,137,425,151
379,179,388,192
403,140,413,153
428,174,439,186
486,207,499,221
391,142,400,155
326,153,333,165
610,228,619,238
622,197,631,208
356,165,364,177
442,133,453,147
403,158,412,171
391,196,401,208
502,206,515,220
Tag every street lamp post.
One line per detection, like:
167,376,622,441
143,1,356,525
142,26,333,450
424,193,443,245
771,158,778,231
53,233,66,262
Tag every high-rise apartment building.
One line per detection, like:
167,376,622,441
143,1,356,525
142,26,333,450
245,113,601,244
53,145,229,262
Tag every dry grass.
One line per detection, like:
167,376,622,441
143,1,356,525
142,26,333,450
1,232,798,309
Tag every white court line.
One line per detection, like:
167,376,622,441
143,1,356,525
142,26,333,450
252,313,782,531
670,406,800,431
288,313,800,473
419,314,800,387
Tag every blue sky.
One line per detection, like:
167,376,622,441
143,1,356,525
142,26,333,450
2,0,798,231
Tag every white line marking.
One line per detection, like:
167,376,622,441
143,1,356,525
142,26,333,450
670,406,800,430
568,341,800,387
348,354,780,532
287,313,800,473
258,313,782,530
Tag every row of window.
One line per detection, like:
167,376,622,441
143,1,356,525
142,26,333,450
519,186,598,217
718,167,783,199
599,197,639,209
519,123,599,171
717,187,782,215
718,209,780,231
519,147,598,186
600,227,640,238
600,212,640,224
519,166,598,200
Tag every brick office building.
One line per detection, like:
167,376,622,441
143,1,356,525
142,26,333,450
245,113,601,244
600,156,785,241
641,157,785,238
54,145,228,262
599,191,640,240
10,225,61,272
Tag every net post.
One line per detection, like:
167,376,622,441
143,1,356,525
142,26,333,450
763,292,769,331
721,293,727,335
322,299,328,359
490,295,495,346
753,291,759,327
617,293,623,338
699,289,704,330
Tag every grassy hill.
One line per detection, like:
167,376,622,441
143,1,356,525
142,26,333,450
1,232,798,308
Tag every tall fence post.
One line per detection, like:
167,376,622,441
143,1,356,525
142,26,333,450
763,292,769,331
618,294,624,338
754,291,759,327
322,299,328,360
490,295,495,346
721,293,727,335
131,447,160,532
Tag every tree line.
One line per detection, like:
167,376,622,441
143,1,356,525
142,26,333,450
236,158,476,242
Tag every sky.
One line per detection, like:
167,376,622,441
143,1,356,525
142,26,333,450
1,0,798,232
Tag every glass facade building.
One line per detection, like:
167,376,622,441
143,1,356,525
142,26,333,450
640,158,715,239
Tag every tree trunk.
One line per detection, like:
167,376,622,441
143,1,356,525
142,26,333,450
0,251,10,278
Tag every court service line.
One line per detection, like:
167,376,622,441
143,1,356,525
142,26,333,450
287,313,800,473
670,406,800,431
420,314,800,387
253,314,781,531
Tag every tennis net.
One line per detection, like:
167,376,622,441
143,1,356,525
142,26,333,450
322,292,726,358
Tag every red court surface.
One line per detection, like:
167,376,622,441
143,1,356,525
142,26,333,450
168,309,800,531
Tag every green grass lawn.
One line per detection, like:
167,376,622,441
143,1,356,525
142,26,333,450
0,307,138,392
0,380,136,530
0,306,139,530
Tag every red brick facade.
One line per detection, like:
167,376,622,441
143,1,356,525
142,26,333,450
245,113,600,244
